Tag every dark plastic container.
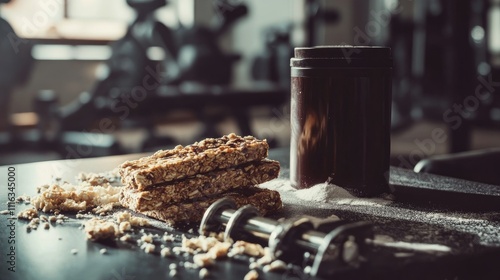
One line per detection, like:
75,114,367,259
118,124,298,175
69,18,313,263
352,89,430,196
290,46,392,196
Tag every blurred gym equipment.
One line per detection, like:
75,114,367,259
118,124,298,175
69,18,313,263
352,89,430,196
21,0,287,157
0,0,34,146
389,0,500,152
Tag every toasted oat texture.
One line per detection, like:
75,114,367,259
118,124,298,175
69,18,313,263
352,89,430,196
114,211,150,227
133,187,282,224
119,133,269,190
77,169,120,186
84,218,118,241
180,234,232,265
119,159,280,211
244,270,259,280
31,183,121,213
17,208,38,220
231,241,265,257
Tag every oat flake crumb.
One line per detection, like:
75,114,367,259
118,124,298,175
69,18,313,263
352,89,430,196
17,208,38,220
163,233,175,242
31,183,121,213
142,243,155,254
141,234,153,244
193,254,214,268
120,234,132,242
160,248,171,257
244,270,259,280
84,218,118,241
199,268,209,279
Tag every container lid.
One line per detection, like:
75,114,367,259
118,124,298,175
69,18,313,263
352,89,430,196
291,45,392,68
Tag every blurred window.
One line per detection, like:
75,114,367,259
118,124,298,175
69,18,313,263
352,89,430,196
489,0,500,54
0,0,178,41
67,0,134,21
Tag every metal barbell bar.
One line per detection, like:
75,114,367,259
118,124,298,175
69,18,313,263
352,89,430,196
199,198,373,277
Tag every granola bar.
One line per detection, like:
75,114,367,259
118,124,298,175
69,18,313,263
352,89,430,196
119,133,269,190
120,159,280,211
133,187,282,224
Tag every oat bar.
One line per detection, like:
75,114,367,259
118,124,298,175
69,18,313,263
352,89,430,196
120,159,280,211
134,187,282,224
119,134,269,190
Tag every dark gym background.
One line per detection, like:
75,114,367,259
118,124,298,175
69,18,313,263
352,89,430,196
1,0,499,180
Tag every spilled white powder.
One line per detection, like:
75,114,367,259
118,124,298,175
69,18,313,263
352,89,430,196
383,241,451,253
260,178,499,246
294,183,354,203
335,198,390,207
260,179,391,206
424,212,489,224
260,179,295,192
370,235,452,253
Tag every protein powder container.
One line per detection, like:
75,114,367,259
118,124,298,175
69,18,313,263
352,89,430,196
290,46,392,196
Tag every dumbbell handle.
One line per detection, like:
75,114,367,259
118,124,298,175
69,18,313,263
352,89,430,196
217,209,326,252
200,198,373,277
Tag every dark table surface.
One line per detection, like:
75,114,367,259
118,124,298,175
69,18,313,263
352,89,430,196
1,148,499,280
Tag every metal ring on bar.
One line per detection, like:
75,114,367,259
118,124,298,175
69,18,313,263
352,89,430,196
223,204,260,242
199,198,237,235
268,217,314,262
310,221,373,278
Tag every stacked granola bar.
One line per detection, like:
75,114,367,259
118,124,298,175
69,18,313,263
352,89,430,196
119,133,282,223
